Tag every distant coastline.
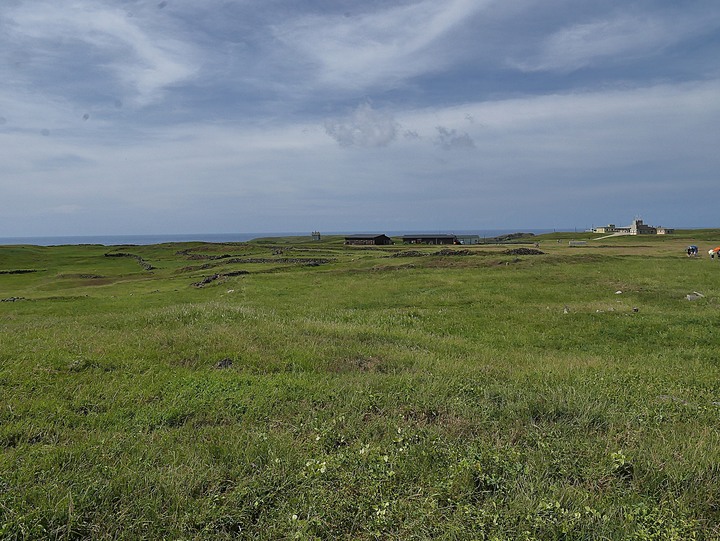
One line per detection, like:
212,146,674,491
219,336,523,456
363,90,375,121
0,229,557,247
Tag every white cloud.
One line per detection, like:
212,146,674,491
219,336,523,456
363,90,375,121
3,79,716,212
3,0,198,106
324,103,399,147
273,0,490,90
434,126,475,150
1,0,719,236
514,9,720,72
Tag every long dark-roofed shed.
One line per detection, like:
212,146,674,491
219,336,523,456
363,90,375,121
402,234,458,245
344,234,393,246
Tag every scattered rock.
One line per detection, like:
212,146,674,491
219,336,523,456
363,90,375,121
391,251,426,258
180,251,331,265
435,248,472,256
632,307,639,313
1,297,25,302
215,358,233,369
192,270,249,287
104,252,155,270
193,274,220,287
613,461,634,481
184,253,235,261
504,248,544,256
0,269,38,275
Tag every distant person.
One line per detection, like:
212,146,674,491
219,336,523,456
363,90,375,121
710,249,715,259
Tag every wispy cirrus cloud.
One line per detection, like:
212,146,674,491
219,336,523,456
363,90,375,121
273,0,491,91
513,8,720,72
2,0,199,106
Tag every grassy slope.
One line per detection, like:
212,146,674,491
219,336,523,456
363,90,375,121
1,234,719,540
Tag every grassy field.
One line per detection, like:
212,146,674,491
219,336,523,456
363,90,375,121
1,231,719,540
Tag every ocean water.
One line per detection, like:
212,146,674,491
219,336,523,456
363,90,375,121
0,229,556,247
0,233,285,247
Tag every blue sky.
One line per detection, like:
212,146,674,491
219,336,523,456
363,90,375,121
1,0,719,236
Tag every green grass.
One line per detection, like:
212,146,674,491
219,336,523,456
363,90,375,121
1,234,720,539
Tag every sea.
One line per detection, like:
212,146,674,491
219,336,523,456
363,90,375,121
0,229,557,247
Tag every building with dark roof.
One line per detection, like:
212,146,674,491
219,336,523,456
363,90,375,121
401,234,458,245
344,234,393,246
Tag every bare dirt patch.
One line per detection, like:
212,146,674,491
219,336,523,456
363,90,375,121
329,355,385,373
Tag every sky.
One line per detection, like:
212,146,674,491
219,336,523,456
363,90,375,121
1,0,719,236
